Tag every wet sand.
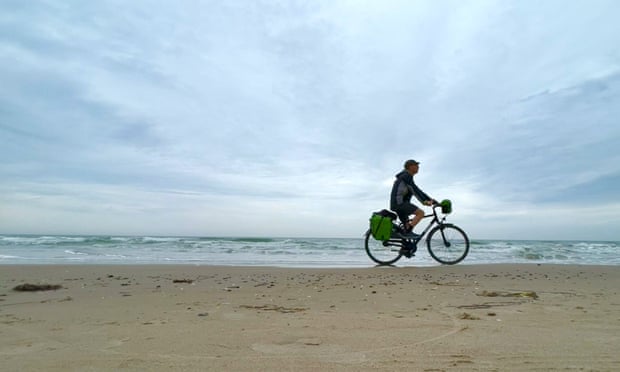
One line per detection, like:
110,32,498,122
1,264,619,371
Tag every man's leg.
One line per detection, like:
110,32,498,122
395,210,409,230
396,203,419,232
407,209,425,231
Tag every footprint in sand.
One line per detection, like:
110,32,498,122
251,339,366,364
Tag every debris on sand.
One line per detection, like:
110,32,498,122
13,284,63,292
240,304,307,313
173,279,194,284
458,312,481,320
477,290,538,299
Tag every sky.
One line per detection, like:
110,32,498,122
1,0,619,240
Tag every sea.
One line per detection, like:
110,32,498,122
0,235,618,267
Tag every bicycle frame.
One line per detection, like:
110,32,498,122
416,206,448,241
381,205,447,248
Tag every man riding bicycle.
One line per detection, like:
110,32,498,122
365,160,469,264
390,159,437,239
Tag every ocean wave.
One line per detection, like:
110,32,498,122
0,235,85,245
230,237,278,243
140,237,186,243
1,235,619,266
0,235,121,246
64,249,89,255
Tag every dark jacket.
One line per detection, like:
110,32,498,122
390,170,431,210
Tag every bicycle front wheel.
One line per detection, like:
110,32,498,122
426,224,469,265
364,229,402,265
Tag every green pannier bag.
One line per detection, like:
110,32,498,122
369,210,396,241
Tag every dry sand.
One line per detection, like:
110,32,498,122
1,264,619,371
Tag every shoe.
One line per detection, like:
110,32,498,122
399,247,415,258
397,230,420,239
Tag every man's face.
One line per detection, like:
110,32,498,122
407,164,419,175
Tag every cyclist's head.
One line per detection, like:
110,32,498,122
404,159,420,173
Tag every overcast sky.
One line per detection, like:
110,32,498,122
1,0,619,240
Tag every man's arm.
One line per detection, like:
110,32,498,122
411,182,434,205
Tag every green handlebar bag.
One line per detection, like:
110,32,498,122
440,199,452,214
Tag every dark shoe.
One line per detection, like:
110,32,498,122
397,230,420,239
399,247,414,258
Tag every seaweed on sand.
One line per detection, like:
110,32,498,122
13,284,63,292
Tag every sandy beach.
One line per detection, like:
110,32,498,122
1,264,619,371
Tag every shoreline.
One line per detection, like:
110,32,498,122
2,264,619,370
3,236,619,267
1,262,619,270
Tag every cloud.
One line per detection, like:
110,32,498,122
1,1,619,239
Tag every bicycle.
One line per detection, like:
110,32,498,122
364,203,469,265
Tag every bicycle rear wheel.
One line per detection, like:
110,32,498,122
426,224,469,265
364,229,403,265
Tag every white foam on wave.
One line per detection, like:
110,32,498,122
64,249,88,255
141,236,184,243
